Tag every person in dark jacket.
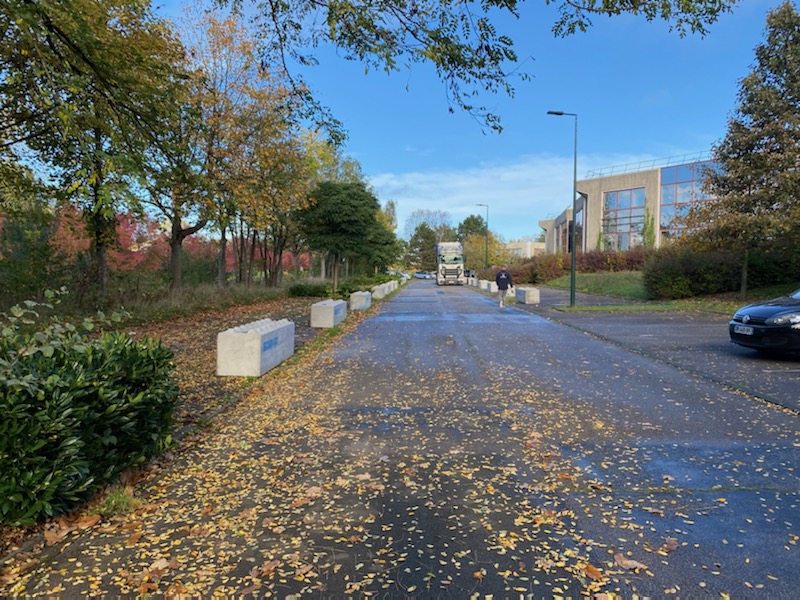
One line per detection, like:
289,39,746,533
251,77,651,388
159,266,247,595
495,265,513,308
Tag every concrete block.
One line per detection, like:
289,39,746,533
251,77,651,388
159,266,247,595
217,318,294,377
488,282,498,293
371,284,386,299
350,291,372,310
311,299,347,328
515,287,540,304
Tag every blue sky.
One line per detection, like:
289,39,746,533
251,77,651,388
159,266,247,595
163,1,784,240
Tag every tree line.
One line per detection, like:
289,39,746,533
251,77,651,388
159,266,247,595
1,0,741,307
0,2,398,307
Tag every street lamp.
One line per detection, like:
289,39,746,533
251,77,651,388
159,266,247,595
547,110,578,307
476,203,489,268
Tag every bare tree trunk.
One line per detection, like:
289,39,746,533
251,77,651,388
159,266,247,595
332,252,340,292
247,229,257,286
740,248,749,300
170,216,183,291
217,223,228,289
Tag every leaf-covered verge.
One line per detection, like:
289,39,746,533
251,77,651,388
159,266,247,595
0,295,323,553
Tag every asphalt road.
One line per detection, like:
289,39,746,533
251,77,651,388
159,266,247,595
345,280,800,597
4,279,798,598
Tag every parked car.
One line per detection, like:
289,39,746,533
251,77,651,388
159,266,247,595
729,289,800,353
413,271,428,279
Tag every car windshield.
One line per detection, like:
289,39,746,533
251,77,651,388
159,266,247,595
791,289,800,300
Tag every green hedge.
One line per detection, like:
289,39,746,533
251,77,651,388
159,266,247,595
288,282,329,297
0,295,179,525
642,249,741,299
288,275,398,299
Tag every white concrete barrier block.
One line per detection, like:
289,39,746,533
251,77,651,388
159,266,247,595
217,318,294,377
371,285,386,299
488,282,498,293
311,299,347,328
350,291,372,310
515,286,540,304
479,279,490,290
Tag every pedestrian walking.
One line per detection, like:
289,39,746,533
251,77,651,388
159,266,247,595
495,265,513,308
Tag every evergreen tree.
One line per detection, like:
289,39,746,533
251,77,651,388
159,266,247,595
685,1,800,294
298,181,393,291
457,214,487,242
406,224,437,271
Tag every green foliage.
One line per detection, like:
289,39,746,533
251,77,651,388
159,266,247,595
0,292,179,525
457,214,487,242
546,271,648,300
298,182,397,290
91,485,140,517
642,249,741,299
0,203,65,306
333,275,395,299
510,248,655,285
684,2,800,294
406,223,438,271
215,0,731,132
288,275,398,300
182,251,219,286
288,282,329,297
642,208,657,249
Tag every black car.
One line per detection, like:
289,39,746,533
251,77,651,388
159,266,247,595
729,289,800,353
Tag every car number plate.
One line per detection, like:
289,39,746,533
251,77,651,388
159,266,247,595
734,325,754,335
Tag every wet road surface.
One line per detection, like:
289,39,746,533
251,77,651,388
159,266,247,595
3,280,798,598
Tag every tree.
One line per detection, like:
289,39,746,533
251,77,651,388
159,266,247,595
216,0,734,133
2,0,185,303
405,223,437,271
403,209,453,241
297,181,386,291
463,231,507,270
457,214,487,242
684,1,800,295
297,132,367,277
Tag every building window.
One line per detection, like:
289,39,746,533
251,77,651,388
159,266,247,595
660,161,712,240
602,187,645,251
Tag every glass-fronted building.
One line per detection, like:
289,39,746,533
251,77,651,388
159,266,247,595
539,155,714,254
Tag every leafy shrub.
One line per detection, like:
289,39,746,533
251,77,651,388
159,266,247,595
0,292,179,525
333,275,396,298
288,282,329,297
577,247,654,273
529,254,568,283
642,249,740,299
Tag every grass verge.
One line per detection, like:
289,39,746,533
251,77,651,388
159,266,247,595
543,271,799,314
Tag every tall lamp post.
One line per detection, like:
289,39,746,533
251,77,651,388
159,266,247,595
547,110,578,307
476,203,489,268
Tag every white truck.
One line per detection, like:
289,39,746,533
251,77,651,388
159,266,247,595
435,241,466,285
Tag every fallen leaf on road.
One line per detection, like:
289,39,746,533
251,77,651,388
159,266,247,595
584,563,603,581
614,553,647,570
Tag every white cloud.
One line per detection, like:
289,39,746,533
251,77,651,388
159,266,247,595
369,152,663,240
